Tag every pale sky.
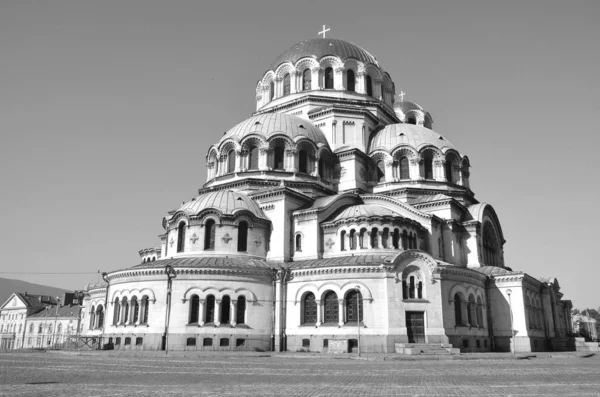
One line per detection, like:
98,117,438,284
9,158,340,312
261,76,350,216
1,0,598,309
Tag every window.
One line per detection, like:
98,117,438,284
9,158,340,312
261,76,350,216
236,338,246,347
324,67,334,89
302,338,310,348
445,160,453,183
141,295,149,324
187,337,196,347
177,221,186,253
122,298,129,324
135,337,143,346
221,295,231,324
205,295,215,323
399,157,409,179
283,73,290,96
476,297,484,328
323,291,338,323
462,339,469,348
302,69,311,90
38,324,42,334
96,305,104,328
189,295,199,324
409,276,415,299
220,338,229,347
227,149,236,173
269,81,274,101
454,294,463,325
274,146,285,170
236,296,246,324
347,69,355,92
423,152,434,179
401,230,408,249
349,229,356,250
132,298,140,323
345,290,363,323
392,229,400,249
248,146,259,170
468,295,476,325
301,292,317,324
237,221,248,252
366,75,373,96
295,234,302,252
476,339,481,348
371,228,379,248
124,337,131,346
89,305,95,330
340,230,346,251
298,150,308,173
113,298,120,325
204,219,216,250
115,337,121,346
376,160,385,182
203,337,213,347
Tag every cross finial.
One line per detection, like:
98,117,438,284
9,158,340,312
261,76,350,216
318,25,331,38
397,90,407,102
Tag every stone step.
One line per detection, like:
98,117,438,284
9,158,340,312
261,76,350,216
395,343,460,356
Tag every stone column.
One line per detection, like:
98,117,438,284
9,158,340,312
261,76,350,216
374,79,383,100
385,161,394,182
290,71,298,94
259,147,270,171
274,77,283,99
285,149,297,172
335,67,345,90
311,67,321,90
198,300,205,326
214,300,221,326
367,231,373,249
315,300,322,327
410,157,423,180
338,299,345,327
434,160,446,182
236,150,245,172
231,301,237,327
356,72,366,94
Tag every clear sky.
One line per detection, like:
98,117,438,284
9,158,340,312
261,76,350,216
1,0,598,309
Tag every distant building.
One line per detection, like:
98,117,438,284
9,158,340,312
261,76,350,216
573,313,598,341
0,292,81,350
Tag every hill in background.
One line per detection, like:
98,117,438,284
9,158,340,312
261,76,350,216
0,277,70,306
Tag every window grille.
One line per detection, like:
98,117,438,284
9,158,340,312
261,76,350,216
187,337,196,347
236,296,246,324
203,338,213,347
323,291,338,323
220,338,229,347
324,67,334,89
302,293,317,324
236,338,245,347
345,290,363,322
346,70,355,91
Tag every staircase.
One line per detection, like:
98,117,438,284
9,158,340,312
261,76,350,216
395,343,460,355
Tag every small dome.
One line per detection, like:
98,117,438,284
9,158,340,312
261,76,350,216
177,190,267,220
369,124,457,154
271,38,378,70
393,100,423,114
219,113,329,147
332,204,399,221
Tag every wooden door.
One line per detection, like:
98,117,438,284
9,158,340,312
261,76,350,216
406,311,425,343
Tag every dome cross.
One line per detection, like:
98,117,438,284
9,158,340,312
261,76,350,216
396,90,407,102
318,25,331,38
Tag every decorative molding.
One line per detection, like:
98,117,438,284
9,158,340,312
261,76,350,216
190,234,199,244
222,234,233,243
325,238,335,249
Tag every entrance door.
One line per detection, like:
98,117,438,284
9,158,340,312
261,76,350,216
406,311,425,343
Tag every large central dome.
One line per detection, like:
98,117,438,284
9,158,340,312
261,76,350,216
271,38,379,70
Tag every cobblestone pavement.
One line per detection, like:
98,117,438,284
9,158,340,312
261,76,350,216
1,352,600,396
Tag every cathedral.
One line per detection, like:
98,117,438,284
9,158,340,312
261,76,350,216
81,34,574,354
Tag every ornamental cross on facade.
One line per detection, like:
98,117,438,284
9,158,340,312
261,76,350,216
318,25,330,38
190,233,199,244
222,234,233,243
169,238,174,247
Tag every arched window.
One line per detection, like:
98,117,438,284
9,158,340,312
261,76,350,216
302,68,311,91
323,291,338,323
89,305,95,330
417,281,423,299
467,295,475,325
57,324,62,334
349,229,356,250
324,67,334,89
370,228,379,248
227,149,236,174
445,160,453,183
482,222,499,266
269,81,274,101
96,305,104,328
131,297,139,323
359,228,367,249
346,69,355,92
204,219,216,250
274,146,285,170
113,298,120,325
248,146,259,170
392,229,400,249
366,75,373,96
402,230,408,249
298,149,308,173
295,234,302,252
189,295,199,324
382,228,389,248
376,160,385,182
399,157,410,179
423,152,434,179
122,298,129,324
409,276,416,299
340,230,346,251
177,221,186,253
38,324,42,333
345,290,363,323
476,297,484,328
29,324,33,333
301,292,317,324
407,115,417,125
454,294,463,325
141,295,149,323
205,295,215,324
236,296,246,324
283,73,291,96
221,295,231,324
237,221,248,252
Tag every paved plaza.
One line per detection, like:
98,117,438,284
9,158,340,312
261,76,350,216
1,352,600,396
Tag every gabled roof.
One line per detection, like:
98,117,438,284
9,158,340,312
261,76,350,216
28,305,81,319
1,292,57,313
